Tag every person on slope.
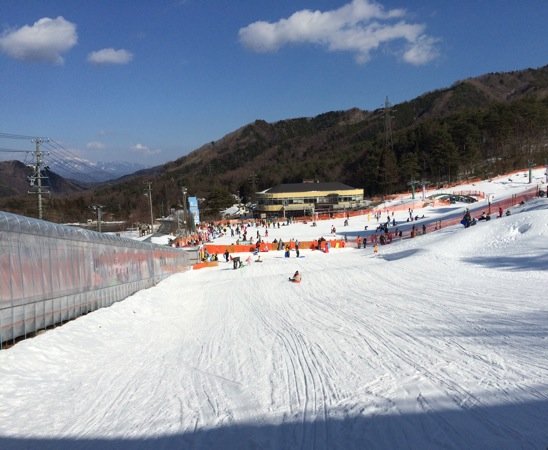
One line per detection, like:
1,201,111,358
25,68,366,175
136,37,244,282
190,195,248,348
461,209,472,228
289,270,301,283
231,256,242,270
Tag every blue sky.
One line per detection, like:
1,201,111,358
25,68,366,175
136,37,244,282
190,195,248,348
0,0,547,167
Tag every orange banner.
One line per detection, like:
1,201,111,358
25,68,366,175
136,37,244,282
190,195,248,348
204,240,346,255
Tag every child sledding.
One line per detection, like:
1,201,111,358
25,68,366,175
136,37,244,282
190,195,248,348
289,271,301,283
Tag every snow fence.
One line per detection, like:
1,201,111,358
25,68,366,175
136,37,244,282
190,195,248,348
0,211,194,348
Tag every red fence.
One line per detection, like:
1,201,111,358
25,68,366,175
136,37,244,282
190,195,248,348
359,186,542,244
202,186,542,255
204,239,346,255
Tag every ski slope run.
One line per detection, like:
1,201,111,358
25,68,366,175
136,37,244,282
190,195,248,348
0,202,547,449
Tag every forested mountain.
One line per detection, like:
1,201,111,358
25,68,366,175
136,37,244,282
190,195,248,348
1,64,547,223
0,160,85,197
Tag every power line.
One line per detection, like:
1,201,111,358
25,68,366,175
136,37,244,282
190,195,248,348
1,131,129,184
45,139,116,183
0,147,32,153
1,132,112,182
0,132,48,140
0,135,35,164
41,141,98,183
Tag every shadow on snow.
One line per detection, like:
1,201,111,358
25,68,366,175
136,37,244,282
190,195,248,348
380,249,424,261
462,251,548,271
424,310,548,341
1,400,547,450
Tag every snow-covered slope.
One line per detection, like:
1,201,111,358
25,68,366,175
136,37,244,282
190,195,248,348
0,179,546,449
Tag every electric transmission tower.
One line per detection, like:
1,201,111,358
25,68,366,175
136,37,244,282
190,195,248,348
28,138,50,219
248,172,258,203
384,96,394,153
378,96,395,199
144,181,154,233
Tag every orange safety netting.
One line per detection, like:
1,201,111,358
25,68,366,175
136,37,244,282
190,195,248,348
204,240,346,255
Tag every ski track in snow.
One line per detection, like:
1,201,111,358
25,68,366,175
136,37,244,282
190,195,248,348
0,175,547,449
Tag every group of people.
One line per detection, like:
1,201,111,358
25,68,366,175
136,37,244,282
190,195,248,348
198,246,220,262
137,223,153,237
227,248,300,281
284,242,300,258
462,205,509,228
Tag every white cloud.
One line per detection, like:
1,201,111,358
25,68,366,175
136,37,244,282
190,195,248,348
403,35,440,65
131,143,161,156
0,16,77,64
86,141,106,150
87,48,133,65
238,0,438,65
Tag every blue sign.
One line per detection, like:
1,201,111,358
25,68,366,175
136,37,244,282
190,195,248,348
188,196,200,225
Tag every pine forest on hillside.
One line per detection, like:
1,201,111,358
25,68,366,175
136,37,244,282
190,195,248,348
1,65,547,223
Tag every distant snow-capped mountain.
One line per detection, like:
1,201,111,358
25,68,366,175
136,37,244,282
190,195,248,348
49,158,147,183
93,160,148,180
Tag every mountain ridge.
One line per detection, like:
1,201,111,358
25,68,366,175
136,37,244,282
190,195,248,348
1,64,547,222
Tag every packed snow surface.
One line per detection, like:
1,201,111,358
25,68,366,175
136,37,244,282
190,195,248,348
0,171,547,449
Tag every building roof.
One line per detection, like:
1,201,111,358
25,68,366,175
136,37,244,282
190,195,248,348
263,182,359,194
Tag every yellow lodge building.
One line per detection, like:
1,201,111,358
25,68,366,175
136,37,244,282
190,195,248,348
255,181,365,218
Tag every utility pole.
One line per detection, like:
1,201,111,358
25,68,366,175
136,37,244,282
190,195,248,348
379,96,395,200
91,204,104,232
384,96,394,153
181,186,188,234
421,180,430,200
28,138,50,219
249,172,258,204
144,182,154,234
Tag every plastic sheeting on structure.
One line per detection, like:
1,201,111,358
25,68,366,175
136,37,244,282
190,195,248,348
0,211,194,347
